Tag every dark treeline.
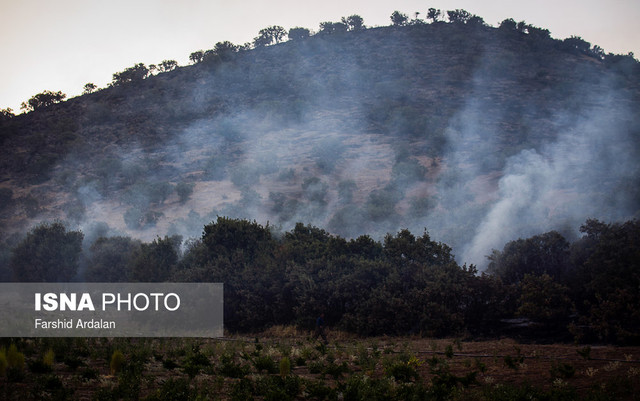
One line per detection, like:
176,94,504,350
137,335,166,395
3,217,639,345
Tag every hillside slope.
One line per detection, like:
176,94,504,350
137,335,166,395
1,21,639,267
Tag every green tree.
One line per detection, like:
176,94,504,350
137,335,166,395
427,8,442,23
499,18,517,31
318,21,348,35
487,231,570,284
447,9,472,24
517,273,572,326
563,36,591,54
525,24,551,40
390,11,408,26
86,236,141,282
213,41,238,61
0,108,14,121
130,235,181,282
111,63,149,86
254,25,287,47
288,27,310,41
82,83,98,94
201,217,274,263
10,222,83,281
341,15,364,31
571,219,640,344
157,59,178,72
189,50,205,64
20,90,66,112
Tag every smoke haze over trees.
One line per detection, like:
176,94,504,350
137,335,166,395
0,9,638,273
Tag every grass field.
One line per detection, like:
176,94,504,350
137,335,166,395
2,328,640,400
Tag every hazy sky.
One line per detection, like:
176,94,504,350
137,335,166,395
1,0,638,112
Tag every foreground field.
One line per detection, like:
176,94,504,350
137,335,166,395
2,329,640,400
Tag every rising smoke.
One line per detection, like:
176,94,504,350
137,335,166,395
10,24,639,271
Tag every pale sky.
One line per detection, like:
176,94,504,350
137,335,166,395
1,0,638,113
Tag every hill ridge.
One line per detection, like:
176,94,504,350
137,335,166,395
0,19,638,268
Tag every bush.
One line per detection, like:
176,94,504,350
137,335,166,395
146,377,194,401
7,344,25,370
253,354,278,374
110,350,125,375
279,356,291,377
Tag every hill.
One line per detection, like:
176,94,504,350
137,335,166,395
0,17,639,268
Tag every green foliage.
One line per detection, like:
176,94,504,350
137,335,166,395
487,231,570,284
503,351,524,370
110,350,125,375
130,235,181,282
254,25,287,47
341,15,365,31
10,221,83,281
0,107,15,120
220,353,250,378
318,21,348,35
288,27,310,40
182,347,211,378
390,11,408,26
112,63,149,85
517,273,573,325
550,361,575,379
145,378,194,401
570,220,640,344
385,360,419,382
577,346,591,360
20,90,66,112
86,236,141,282
255,375,301,401
279,356,291,377
252,354,278,374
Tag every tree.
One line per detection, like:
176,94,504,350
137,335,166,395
253,25,287,47
341,15,364,31
590,45,605,60
570,219,640,344
526,24,551,40
447,9,472,24
426,8,441,23
20,90,66,112
189,50,205,64
10,222,83,281
487,231,570,285
288,27,310,41
517,274,572,326
499,18,517,31
82,83,98,94
467,15,485,26
212,41,238,61
201,217,274,264
318,21,348,35
563,36,591,54
111,63,149,86
0,108,14,121
86,236,141,282
390,11,408,26
158,59,179,72
130,235,181,282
